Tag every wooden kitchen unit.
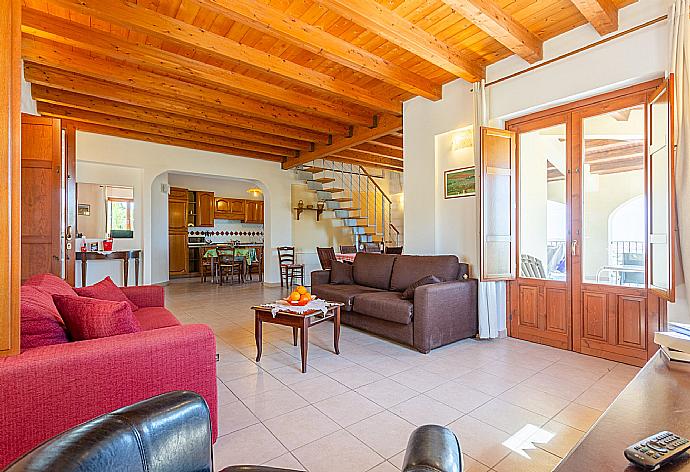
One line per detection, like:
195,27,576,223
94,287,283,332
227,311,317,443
168,185,264,278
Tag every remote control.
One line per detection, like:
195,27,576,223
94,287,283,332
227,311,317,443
624,431,690,470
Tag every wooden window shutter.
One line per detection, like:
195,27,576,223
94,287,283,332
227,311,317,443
647,76,677,301
480,127,517,281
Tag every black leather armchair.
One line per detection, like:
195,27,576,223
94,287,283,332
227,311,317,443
4,391,462,472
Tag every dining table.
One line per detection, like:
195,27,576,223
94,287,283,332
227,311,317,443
335,253,357,263
202,247,258,283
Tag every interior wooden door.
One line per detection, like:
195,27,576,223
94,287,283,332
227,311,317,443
570,92,653,366
20,114,62,282
508,114,572,350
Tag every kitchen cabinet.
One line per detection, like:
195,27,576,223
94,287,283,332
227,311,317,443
169,187,188,277
245,200,264,224
168,233,188,275
214,197,245,221
196,191,215,227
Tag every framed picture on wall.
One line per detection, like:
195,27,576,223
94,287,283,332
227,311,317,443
445,167,476,198
77,204,90,216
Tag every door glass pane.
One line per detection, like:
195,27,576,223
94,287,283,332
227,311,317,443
649,87,670,291
519,123,567,280
582,105,645,286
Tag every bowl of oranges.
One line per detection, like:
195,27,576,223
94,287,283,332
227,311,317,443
287,286,313,306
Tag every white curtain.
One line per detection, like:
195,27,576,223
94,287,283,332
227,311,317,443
473,80,507,338
670,0,690,322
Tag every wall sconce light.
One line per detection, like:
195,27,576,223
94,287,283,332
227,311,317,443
451,127,473,151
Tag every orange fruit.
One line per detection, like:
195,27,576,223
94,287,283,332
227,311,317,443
289,291,301,301
299,293,311,303
296,285,307,295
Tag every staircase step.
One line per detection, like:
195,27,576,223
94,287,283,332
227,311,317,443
301,166,325,173
312,177,335,184
331,197,352,202
335,207,360,211
321,187,344,193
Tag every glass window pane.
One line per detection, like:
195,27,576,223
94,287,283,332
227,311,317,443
582,105,645,287
519,123,567,281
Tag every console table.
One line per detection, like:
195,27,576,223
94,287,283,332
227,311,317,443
77,250,141,287
555,351,690,471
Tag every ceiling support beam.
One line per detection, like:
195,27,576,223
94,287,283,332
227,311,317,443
352,142,403,160
21,8,396,120
314,0,485,81
47,0,401,114
25,64,328,145
22,38,352,136
188,0,440,100
30,85,307,151
373,135,403,150
282,114,403,169
570,0,619,35
440,0,542,63
36,102,298,157
71,122,285,163
332,149,403,169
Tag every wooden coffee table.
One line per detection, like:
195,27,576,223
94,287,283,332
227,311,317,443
252,302,342,373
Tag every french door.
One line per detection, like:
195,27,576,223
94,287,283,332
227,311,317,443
501,79,674,366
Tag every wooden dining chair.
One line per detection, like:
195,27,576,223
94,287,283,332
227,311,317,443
277,246,304,288
217,246,244,286
384,246,403,255
247,246,263,282
200,246,215,283
316,247,337,270
339,245,357,254
361,242,382,253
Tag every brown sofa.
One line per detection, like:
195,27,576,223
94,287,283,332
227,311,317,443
311,253,478,353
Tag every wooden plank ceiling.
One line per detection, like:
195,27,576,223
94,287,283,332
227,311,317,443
21,0,635,172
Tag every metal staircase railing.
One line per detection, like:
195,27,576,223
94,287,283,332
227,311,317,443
294,159,401,249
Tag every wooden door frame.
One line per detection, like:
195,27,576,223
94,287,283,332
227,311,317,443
63,122,77,286
0,0,22,357
506,78,665,364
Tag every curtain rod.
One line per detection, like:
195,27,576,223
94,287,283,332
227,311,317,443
485,14,669,87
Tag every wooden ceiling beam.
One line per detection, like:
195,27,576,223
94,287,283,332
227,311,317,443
22,37,351,136
22,35,368,131
30,85,306,151
188,0,440,101
440,0,542,63
24,63,328,144
47,0,401,114
71,122,284,163
282,114,403,169
352,142,403,160
21,9,393,122
373,135,403,150
314,0,485,81
36,102,297,158
328,152,403,171
570,0,619,35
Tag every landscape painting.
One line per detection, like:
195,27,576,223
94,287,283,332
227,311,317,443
445,167,476,198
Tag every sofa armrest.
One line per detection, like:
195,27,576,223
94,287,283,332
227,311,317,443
413,279,478,353
120,285,165,308
0,324,217,469
310,269,331,286
403,425,462,472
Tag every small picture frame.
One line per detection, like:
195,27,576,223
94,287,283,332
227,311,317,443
77,204,91,216
89,242,99,251
444,167,476,199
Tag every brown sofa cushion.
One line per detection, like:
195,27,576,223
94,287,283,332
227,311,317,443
311,284,383,311
390,255,461,292
352,291,414,325
331,261,354,284
352,253,397,290
402,275,441,300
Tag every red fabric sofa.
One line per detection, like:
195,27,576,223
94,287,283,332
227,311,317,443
0,275,218,470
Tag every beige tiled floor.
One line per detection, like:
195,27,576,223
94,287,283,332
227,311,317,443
165,279,639,472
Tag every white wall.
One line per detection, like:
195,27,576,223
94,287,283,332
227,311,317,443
403,79,476,269
75,132,296,285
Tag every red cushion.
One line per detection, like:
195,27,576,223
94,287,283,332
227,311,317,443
74,276,138,312
52,295,141,341
134,307,181,331
23,273,76,297
19,286,69,350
